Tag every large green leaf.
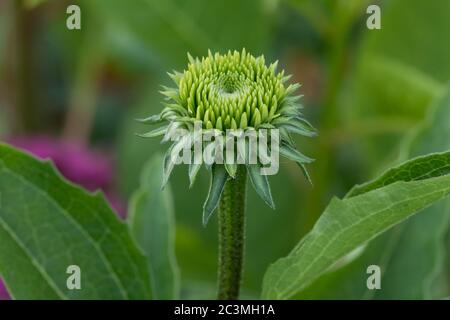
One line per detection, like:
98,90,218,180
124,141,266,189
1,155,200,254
128,154,180,299
261,152,450,299
0,144,152,299
371,89,450,299
298,87,450,300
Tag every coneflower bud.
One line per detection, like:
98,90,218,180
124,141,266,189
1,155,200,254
138,49,316,222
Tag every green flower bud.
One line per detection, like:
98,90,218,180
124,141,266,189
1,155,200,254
138,49,317,216
162,49,293,130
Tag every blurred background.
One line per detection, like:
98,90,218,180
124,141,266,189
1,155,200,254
0,0,449,299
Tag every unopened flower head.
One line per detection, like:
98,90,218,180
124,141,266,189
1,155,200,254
175,49,289,131
138,50,316,219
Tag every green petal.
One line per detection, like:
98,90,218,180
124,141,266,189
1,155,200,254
168,70,183,85
161,122,183,143
247,165,275,209
216,117,223,130
271,116,291,125
251,109,261,127
231,118,238,130
268,96,278,119
225,162,237,179
285,83,301,95
135,114,163,124
162,135,193,188
204,109,210,123
202,165,228,225
261,104,269,122
258,123,276,129
280,142,314,164
298,163,313,186
279,128,295,146
196,104,204,120
225,115,231,129
187,52,196,64
160,87,180,102
162,146,176,189
136,125,168,138
162,104,189,117
278,118,317,137
239,112,248,129
189,163,202,188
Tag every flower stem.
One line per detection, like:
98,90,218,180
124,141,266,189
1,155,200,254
217,165,247,300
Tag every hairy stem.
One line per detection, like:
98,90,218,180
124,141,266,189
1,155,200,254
217,165,247,300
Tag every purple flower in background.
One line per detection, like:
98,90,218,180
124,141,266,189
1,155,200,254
0,136,126,300
0,281,9,300
10,136,113,192
8,136,126,215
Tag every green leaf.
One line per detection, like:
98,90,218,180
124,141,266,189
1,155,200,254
297,85,450,300
247,165,275,209
262,153,450,299
347,152,450,198
0,144,152,299
128,154,180,299
202,165,228,225
368,87,450,299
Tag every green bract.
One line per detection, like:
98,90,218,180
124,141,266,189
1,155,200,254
138,50,316,223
